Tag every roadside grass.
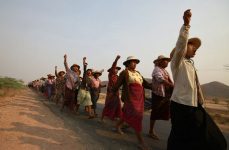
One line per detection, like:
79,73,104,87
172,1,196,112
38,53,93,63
0,77,25,97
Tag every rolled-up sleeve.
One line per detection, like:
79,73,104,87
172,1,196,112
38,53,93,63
153,67,165,83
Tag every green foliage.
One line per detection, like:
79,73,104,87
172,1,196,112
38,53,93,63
0,77,24,89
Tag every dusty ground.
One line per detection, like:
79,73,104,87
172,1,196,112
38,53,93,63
0,88,228,150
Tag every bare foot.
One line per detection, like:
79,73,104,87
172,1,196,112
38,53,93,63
111,127,124,135
117,128,124,135
148,133,159,140
137,143,149,150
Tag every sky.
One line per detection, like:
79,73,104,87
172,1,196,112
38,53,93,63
0,0,229,85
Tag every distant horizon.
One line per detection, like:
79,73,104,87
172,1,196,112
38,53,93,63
0,1,228,85
0,75,229,87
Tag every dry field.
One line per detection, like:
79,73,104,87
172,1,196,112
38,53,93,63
205,99,229,130
0,90,228,150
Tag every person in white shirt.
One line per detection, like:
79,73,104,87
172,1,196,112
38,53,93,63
167,9,227,150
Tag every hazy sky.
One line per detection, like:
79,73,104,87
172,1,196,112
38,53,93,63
0,0,229,85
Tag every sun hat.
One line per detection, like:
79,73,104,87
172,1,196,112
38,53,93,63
107,66,121,72
123,56,140,66
93,70,102,76
47,74,55,77
188,37,201,49
40,77,46,80
70,64,80,70
153,55,171,64
58,71,65,76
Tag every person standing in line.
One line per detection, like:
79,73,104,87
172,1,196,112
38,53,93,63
167,9,227,150
73,69,81,112
54,66,66,105
61,54,80,112
39,77,46,94
75,57,94,118
113,56,151,150
149,55,173,140
46,74,55,100
101,55,122,122
90,69,106,117
84,68,93,113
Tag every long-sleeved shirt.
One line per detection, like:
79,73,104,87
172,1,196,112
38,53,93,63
113,69,151,103
170,25,205,107
152,66,172,97
107,59,119,92
64,60,79,90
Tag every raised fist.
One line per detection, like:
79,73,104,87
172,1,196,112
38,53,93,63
183,9,192,26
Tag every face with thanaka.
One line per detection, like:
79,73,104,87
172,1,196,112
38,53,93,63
127,60,138,70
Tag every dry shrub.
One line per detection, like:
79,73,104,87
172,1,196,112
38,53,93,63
0,77,25,98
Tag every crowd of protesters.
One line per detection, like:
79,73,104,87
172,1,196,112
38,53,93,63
28,10,227,150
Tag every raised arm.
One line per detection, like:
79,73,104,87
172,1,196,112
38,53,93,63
83,57,87,75
110,55,121,74
64,54,70,72
171,9,192,68
55,66,59,77
80,57,88,88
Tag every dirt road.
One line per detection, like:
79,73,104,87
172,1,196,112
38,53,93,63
0,88,228,150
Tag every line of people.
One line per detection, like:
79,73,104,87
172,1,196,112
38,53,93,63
29,53,173,149
28,9,227,150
